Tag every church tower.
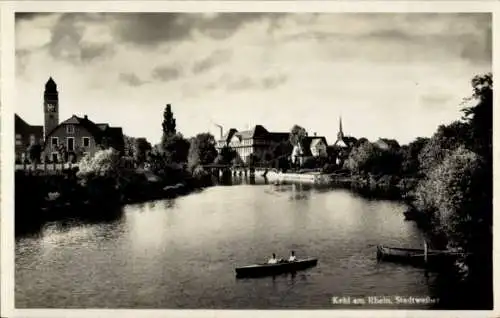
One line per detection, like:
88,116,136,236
337,116,344,141
44,77,59,140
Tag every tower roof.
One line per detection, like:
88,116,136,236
45,77,57,92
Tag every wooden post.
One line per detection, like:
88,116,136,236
424,239,428,264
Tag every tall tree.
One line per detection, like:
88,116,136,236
162,104,176,136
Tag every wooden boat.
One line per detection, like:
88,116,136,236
235,257,318,278
376,245,460,268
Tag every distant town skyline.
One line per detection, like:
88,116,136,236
15,13,491,145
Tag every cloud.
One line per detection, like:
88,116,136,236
224,74,288,91
119,73,148,87
46,13,115,64
192,49,232,74
112,13,286,46
151,66,182,82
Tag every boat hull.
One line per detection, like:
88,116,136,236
376,245,458,268
235,258,318,278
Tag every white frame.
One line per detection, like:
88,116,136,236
82,137,90,148
51,137,59,147
66,137,75,151
66,125,75,134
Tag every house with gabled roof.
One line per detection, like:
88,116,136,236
15,77,124,163
43,114,124,163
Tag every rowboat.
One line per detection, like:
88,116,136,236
235,257,318,278
376,245,459,267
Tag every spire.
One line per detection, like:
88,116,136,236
337,116,344,140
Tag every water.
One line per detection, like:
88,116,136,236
16,178,438,309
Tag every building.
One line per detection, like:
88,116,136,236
43,115,124,163
216,125,289,164
15,114,43,163
15,77,124,163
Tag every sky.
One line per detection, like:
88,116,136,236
15,13,491,145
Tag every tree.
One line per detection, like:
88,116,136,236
187,133,218,171
77,148,122,183
214,145,237,165
414,146,489,251
418,121,471,174
344,140,378,174
123,135,136,157
401,137,429,176
289,125,307,147
56,144,69,163
461,72,492,162
161,133,190,164
27,143,42,165
162,104,176,136
134,138,152,165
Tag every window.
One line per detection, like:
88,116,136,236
67,137,75,151
51,152,58,163
51,137,59,147
16,134,21,139
66,125,75,134
82,137,90,148
15,140,22,146
30,134,36,145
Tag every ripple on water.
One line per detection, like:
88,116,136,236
16,184,433,309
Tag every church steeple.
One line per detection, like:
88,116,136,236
337,116,344,140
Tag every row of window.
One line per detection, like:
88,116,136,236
15,133,37,146
51,136,90,151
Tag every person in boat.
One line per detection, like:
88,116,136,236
288,251,297,262
268,253,278,264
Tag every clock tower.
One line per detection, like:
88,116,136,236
44,77,59,140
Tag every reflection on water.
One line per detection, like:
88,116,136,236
16,177,449,309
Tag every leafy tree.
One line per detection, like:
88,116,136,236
187,133,218,171
289,125,307,147
418,121,471,174
123,135,136,157
214,145,237,165
56,144,69,163
414,146,489,251
76,148,124,202
134,138,152,165
161,133,190,164
461,73,492,164
27,143,42,165
344,140,378,174
401,137,429,176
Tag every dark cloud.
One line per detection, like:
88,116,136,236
192,49,232,74
112,13,287,46
46,13,115,64
151,66,182,82
119,73,148,87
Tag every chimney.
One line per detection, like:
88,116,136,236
314,132,317,137
84,115,88,120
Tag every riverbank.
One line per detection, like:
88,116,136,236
15,167,213,236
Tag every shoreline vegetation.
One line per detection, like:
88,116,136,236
16,74,492,308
